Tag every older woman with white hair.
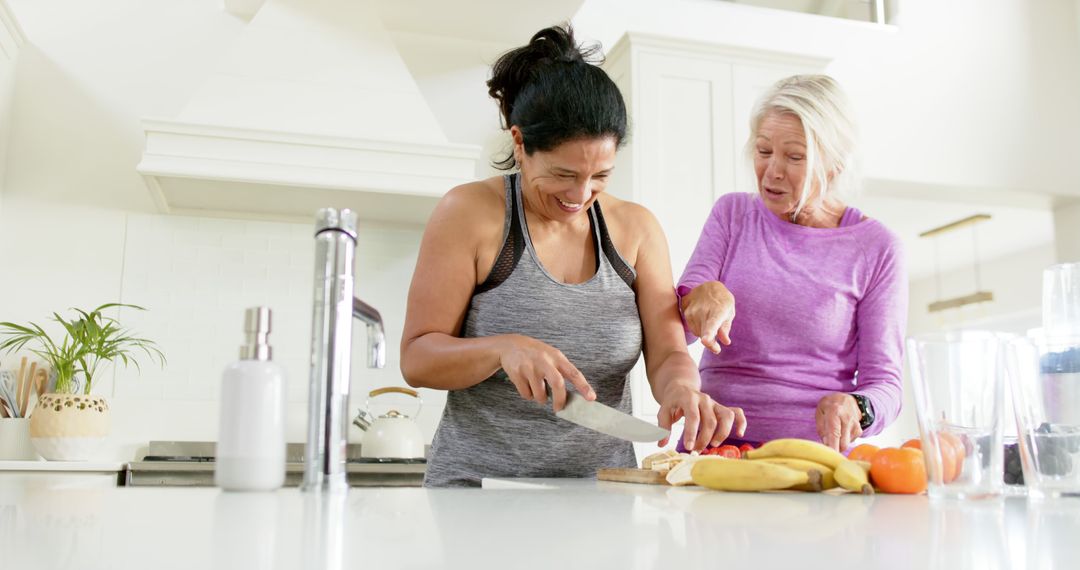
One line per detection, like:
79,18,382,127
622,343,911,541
676,74,908,452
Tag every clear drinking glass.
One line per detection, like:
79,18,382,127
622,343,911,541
1006,334,1080,500
1043,262,1080,337
908,331,1005,500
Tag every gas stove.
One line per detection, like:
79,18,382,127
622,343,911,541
125,441,426,487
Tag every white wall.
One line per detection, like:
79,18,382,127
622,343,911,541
0,1,438,460
0,2,18,219
1054,200,1080,263
574,0,1080,199
0,54,12,218
907,243,1056,338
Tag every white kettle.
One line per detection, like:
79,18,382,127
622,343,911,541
353,387,425,459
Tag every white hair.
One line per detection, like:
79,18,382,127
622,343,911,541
745,74,859,219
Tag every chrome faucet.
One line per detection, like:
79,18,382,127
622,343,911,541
302,208,386,492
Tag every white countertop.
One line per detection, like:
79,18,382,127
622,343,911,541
0,475,1073,570
0,460,125,472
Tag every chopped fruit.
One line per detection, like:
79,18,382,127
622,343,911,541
739,443,755,458
717,445,742,459
642,449,679,469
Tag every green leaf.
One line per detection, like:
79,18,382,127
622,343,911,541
0,303,165,395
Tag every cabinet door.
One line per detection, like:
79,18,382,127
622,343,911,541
627,52,734,423
635,51,735,275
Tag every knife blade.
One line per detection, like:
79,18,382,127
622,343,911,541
554,390,670,442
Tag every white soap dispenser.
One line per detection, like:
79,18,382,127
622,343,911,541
215,306,286,491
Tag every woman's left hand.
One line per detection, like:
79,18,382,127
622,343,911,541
816,393,862,451
657,384,746,451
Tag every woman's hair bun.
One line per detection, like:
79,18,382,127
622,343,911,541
487,24,625,169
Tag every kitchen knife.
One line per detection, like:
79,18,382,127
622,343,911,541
554,390,670,442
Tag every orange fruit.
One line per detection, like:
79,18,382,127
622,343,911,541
901,436,961,483
901,438,922,450
870,447,927,494
937,432,966,482
848,444,880,462
935,437,960,483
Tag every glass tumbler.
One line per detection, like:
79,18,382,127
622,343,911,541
1007,334,1080,500
1043,262,1080,337
908,331,1005,500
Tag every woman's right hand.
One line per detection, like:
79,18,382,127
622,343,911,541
681,281,736,354
498,334,596,412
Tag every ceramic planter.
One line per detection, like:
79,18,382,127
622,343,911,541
29,394,110,461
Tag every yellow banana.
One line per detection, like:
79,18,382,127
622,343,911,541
751,457,836,490
834,459,874,494
691,457,822,492
744,438,847,469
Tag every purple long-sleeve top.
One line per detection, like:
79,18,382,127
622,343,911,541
677,192,908,444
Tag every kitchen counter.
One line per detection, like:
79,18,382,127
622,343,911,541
0,460,125,472
124,460,425,487
0,476,1073,570
0,460,127,487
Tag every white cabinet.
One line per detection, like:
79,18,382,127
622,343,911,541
604,33,829,426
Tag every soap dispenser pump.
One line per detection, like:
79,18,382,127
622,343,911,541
215,306,286,491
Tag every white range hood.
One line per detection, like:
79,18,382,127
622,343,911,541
137,0,479,224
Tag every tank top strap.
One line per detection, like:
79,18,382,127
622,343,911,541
474,174,526,294
590,200,636,288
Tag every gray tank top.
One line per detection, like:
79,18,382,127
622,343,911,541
423,173,643,487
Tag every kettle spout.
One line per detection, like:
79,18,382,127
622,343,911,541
353,409,374,432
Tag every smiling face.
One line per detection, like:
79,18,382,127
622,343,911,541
753,111,818,221
512,126,617,222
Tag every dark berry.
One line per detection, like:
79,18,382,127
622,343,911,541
1036,446,1073,476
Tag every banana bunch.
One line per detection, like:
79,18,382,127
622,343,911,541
691,438,874,494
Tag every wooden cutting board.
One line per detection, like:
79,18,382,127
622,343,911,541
597,468,669,485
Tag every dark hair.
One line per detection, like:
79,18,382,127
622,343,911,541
487,24,627,170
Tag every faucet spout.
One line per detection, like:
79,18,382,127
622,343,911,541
302,208,387,492
352,298,386,369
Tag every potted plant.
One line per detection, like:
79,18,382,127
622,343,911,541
0,303,165,460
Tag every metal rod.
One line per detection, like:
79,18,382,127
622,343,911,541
933,237,942,302
870,0,886,24
918,214,991,238
972,219,982,292
928,291,994,313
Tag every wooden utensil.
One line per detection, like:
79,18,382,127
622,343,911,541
15,357,26,418
22,362,36,417
597,468,670,485
35,369,46,396
28,368,46,417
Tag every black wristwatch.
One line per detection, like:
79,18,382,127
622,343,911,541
852,394,875,430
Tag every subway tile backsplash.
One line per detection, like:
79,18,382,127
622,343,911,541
112,213,436,432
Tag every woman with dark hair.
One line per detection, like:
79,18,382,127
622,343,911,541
401,25,746,487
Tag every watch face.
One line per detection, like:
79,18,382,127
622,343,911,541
854,395,874,429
